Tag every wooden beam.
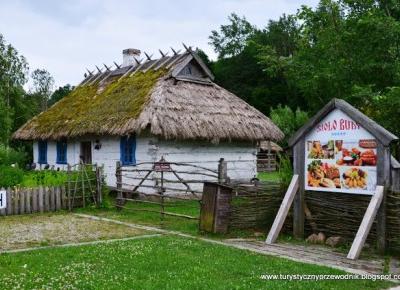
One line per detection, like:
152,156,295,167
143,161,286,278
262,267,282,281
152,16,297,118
293,140,305,238
347,186,384,260
266,175,299,244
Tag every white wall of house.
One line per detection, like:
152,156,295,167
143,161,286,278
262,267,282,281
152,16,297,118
33,135,257,194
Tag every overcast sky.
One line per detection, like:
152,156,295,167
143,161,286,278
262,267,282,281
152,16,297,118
0,0,318,88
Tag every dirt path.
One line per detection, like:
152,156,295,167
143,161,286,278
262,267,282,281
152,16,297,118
0,213,150,251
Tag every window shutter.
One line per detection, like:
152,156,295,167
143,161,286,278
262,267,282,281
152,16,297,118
120,136,136,165
38,141,47,164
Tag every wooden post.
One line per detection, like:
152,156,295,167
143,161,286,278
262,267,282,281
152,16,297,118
38,186,44,213
347,186,384,260
267,140,272,172
293,140,305,239
20,189,25,214
116,161,122,210
67,164,72,210
96,165,103,206
266,175,299,244
160,171,165,222
376,144,391,253
6,188,12,215
32,188,38,213
218,158,228,184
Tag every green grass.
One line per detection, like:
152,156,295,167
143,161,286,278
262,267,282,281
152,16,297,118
0,235,392,290
258,171,280,182
79,198,201,236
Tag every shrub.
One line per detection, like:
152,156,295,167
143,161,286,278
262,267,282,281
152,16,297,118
0,145,26,166
0,165,24,187
277,154,293,188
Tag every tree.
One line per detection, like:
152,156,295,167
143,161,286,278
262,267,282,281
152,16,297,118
49,84,73,106
0,34,28,145
209,13,256,58
270,105,308,146
31,69,54,111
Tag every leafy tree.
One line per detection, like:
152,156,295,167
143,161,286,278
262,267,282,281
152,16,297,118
209,13,256,58
49,84,73,106
31,69,54,111
270,105,308,146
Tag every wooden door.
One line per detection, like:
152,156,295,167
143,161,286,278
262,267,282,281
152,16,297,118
80,141,92,164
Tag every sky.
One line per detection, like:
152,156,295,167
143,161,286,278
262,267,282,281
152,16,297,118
0,0,318,88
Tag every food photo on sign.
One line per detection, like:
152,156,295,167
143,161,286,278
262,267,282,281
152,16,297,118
304,109,377,195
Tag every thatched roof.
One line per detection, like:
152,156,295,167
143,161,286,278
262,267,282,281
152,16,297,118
259,141,283,152
13,48,284,143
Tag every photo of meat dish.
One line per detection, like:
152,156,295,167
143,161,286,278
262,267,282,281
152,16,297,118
307,160,341,189
336,147,376,166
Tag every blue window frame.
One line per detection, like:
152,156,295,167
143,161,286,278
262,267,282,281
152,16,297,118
38,140,47,164
56,140,68,164
120,136,136,165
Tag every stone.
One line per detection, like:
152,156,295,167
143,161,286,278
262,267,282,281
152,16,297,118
325,236,345,247
317,232,326,244
306,233,319,243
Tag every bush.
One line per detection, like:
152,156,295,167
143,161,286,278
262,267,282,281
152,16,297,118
21,170,69,187
277,154,293,188
0,145,26,166
0,165,24,187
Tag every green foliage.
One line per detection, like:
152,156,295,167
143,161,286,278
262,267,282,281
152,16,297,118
209,13,256,58
49,84,73,106
20,170,69,187
277,154,293,188
0,144,26,166
270,105,308,146
0,165,24,187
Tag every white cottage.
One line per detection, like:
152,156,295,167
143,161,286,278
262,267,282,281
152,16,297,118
13,46,284,188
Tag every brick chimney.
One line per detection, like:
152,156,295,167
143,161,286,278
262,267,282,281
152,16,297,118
122,48,141,67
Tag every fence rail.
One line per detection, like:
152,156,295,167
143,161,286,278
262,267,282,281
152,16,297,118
0,186,68,216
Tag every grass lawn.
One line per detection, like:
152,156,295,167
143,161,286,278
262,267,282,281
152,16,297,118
258,171,281,182
78,198,202,236
0,235,393,290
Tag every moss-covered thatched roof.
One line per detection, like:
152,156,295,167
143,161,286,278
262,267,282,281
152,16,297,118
13,50,284,143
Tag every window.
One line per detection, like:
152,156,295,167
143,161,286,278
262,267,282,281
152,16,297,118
120,136,136,165
56,140,67,164
38,140,47,164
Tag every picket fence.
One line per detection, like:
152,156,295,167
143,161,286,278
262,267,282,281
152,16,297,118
0,186,68,216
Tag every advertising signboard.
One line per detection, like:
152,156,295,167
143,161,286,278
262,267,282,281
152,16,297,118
305,109,377,195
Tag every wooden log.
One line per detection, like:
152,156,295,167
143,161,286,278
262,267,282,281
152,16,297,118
50,187,56,211
266,175,299,244
347,186,384,260
61,186,67,209
44,187,50,212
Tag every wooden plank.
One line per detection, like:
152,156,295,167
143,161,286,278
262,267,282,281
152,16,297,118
38,186,44,213
61,186,67,209
347,186,384,260
199,183,218,232
44,187,50,212
376,144,391,253
32,188,38,213
14,190,19,215
50,187,55,211
20,189,25,215
55,187,61,210
293,139,305,238
6,188,12,215
266,175,299,244
25,189,31,214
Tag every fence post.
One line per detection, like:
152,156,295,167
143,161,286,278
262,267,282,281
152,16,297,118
96,165,103,206
218,158,228,184
67,164,71,211
116,161,122,210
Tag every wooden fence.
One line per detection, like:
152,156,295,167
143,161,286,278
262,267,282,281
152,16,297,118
0,186,68,216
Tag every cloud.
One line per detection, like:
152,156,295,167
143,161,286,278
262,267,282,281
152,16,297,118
0,0,318,87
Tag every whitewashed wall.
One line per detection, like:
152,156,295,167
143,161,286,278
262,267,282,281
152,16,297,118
33,135,257,195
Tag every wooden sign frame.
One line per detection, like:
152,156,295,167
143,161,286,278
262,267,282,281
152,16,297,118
266,99,398,258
